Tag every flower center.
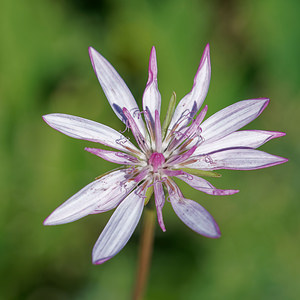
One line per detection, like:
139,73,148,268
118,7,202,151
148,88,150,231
149,152,165,173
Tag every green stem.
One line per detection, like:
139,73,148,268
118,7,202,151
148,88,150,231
133,207,156,300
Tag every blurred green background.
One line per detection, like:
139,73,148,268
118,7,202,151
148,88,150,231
0,0,299,299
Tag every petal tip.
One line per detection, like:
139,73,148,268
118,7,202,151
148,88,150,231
148,46,158,81
88,46,97,57
204,43,210,54
195,43,211,83
92,256,111,265
271,131,286,139
210,223,221,239
202,43,210,60
150,45,156,55
262,98,270,110
43,215,54,226
42,114,51,123
203,226,221,239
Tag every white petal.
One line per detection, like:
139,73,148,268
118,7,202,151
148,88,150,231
89,47,146,136
168,44,211,131
43,113,141,154
193,130,285,155
92,189,144,264
44,170,137,225
181,149,288,170
168,185,220,238
200,99,269,144
143,47,161,124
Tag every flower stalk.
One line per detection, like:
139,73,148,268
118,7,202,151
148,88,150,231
133,204,156,300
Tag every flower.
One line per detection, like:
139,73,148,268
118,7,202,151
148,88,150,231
43,44,287,264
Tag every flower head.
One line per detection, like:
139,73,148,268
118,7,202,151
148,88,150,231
43,44,287,264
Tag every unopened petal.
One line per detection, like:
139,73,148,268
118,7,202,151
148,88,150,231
143,46,161,125
43,113,141,154
89,47,146,136
168,44,211,131
44,170,137,225
200,98,269,144
92,188,145,264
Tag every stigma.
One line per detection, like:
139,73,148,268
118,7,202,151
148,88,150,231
149,152,165,173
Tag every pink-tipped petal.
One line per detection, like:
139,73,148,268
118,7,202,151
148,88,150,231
200,98,270,144
44,170,137,225
92,188,145,264
167,182,220,238
176,172,239,196
85,148,139,165
193,130,286,155
153,177,166,232
182,148,288,171
167,145,197,165
168,44,211,131
89,47,146,136
142,46,161,124
43,113,141,154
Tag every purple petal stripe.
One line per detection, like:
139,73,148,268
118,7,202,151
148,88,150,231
181,148,288,170
200,98,269,144
193,130,286,155
44,170,137,225
92,188,145,264
89,47,146,136
167,182,220,238
43,113,141,154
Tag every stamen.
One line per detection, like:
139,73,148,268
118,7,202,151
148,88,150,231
165,109,191,142
166,145,197,166
167,105,208,152
155,110,162,152
147,177,167,188
143,109,155,148
123,107,150,154
133,168,149,182
184,173,194,180
119,119,131,133
115,136,130,145
134,181,149,199
204,155,214,164
115,152,139,163
125,166,136,174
